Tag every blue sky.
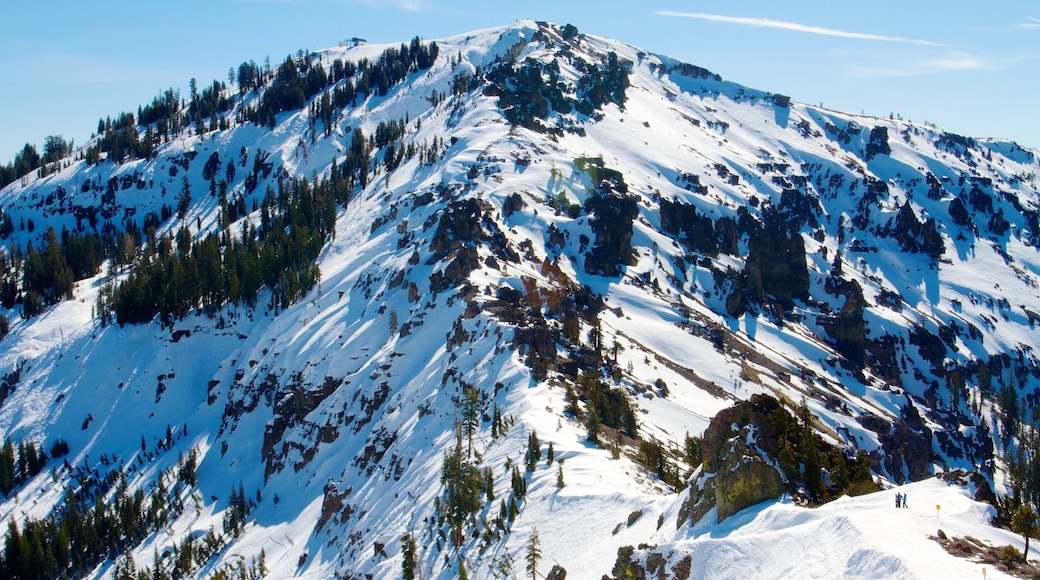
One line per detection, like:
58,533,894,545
1,1,1037,162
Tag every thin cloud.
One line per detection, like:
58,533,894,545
6,51,184,87
846,51,1003,78
657,11,947,47
1017,16,1040,30
235,0,427,7
355,0,427,9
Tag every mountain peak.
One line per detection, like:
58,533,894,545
0,20,1037,579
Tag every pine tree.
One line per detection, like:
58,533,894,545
401,532,417,580
525,528,541,580
799,399,823,501
460,386,480,457
585,408,601,444
1013,505,1037,562
564,385,580,417
177,176,192,219
525,431,541,471
491,405,502,439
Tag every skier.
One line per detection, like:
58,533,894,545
902,493,908,508
895,492,902,508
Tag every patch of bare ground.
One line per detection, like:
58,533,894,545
932,530,1040,579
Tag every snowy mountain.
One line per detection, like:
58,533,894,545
0,19,1039,579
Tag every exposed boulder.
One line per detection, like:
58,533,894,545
683,395,786,524
682,394,877,527
714,447,786,522
546,564,567,580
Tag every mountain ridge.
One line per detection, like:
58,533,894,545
0,19,1037,579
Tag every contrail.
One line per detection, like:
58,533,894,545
656,11,947,47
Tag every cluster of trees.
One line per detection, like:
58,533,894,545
86,112,156,164
354,37,439,97
417,388,544,575
0,446,206,579
0,438,48,496
136,79,233,146
1005,413,1040,516
566,370,638,445
438,445,491,547
3,127,370,327
235,59,264,94
243,55,330,128
0,144,43,188
419,409,558,579
100,173,340,326
137,88,183,140
222,481,252,537
187,78,234,132
0,433,268,580
0,227,105,319
769,400,875,502
241,37,439,130
0,136,72,188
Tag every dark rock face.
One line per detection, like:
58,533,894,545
735,207,810,317
948,197,972,227
315,482,351,533
909,324,947,374
659,199,736,257
778,188,822,230
887,202,944,259
859,401,937,485
428,199,486,292
429,198,485,255
969,186,993,214
262,375,343,479
429,246,480,293
865,126,891,161
714,448,786,522
583,193,638,277
879,418,934,484
926,172,946,200
822,277,867,368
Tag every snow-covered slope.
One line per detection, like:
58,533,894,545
0,20,1038,579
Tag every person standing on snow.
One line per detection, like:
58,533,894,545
895,492,902,508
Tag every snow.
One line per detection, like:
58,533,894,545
0,18,1035,580
662,477,1020,580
